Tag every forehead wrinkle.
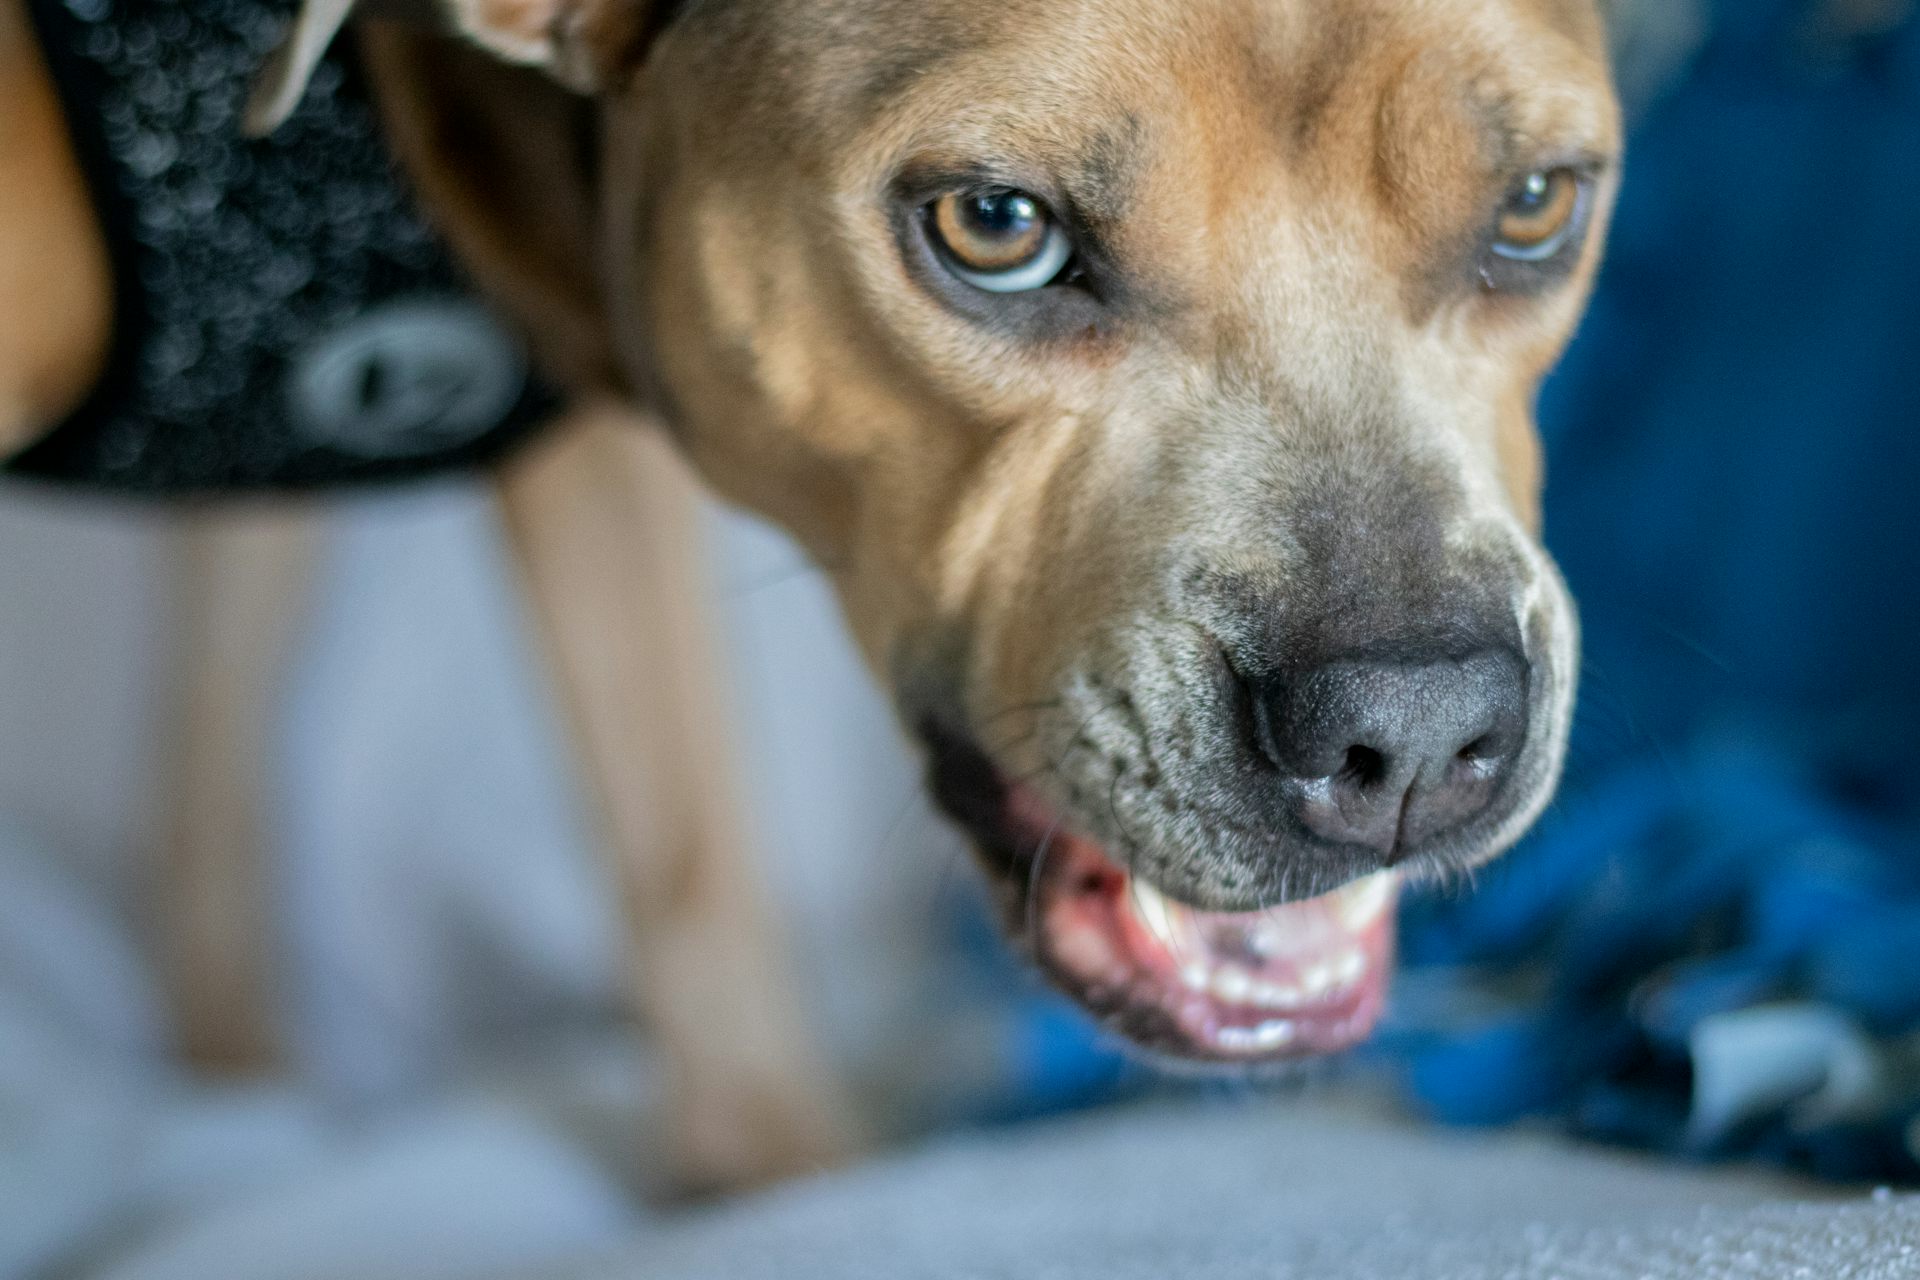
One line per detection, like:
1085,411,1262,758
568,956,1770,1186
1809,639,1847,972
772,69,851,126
1466,88,1524,176
1366,53,1500,250
1270,3,1373,152
1073,114,1145,226
820,0,998,114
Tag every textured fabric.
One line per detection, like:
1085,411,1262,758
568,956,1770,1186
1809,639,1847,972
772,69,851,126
7,0,556,494
571,1100,1916,1280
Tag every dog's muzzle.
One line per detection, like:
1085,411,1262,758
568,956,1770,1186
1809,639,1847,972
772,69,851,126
917,558,1571,1069
922,723,1403,1065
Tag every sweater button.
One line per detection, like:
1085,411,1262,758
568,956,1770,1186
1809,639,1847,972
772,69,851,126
289,297,526,458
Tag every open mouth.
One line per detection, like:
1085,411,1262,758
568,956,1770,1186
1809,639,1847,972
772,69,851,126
925,725,1400,1065
1019,787,1398,1064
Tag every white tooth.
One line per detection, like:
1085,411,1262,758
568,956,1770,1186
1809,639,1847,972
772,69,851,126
1128,877,1176,942
1180,961,1212,992
1255,982,1304,1009
1246,916,1289,958
1337,872,1398,929
1301,962,1335,999
1253,1018,1297,1049
1129,876,1200,951
1216,1019,1297,1055
1334,948,1367,987
1212,966,1253,1004
1215,1026,1259,1053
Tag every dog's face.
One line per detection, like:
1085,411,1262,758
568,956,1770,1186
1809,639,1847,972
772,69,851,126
448,0,1619,1063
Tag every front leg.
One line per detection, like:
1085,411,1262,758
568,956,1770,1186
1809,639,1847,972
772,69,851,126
497,404,863,1196
156,505,322,1071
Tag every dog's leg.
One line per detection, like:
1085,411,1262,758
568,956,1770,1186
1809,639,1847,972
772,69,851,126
158,506,322,1070
0,0,111,453
3,0,305,1071
497,404,862,1196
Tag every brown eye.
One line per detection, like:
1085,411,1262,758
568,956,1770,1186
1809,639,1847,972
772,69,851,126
928,188,1073,291
1492,169,1583,262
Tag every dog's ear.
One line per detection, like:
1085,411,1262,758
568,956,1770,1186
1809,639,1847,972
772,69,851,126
246,0,654,135
245,1,660,393
356,20,631,393
437,0,657,93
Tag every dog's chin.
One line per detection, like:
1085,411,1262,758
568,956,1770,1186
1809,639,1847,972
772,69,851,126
923,726,1398,1067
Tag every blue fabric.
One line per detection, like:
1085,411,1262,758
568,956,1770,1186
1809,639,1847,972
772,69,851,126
1394,0,1920,1182
1389,739,1920,1177
1545,1,1920,769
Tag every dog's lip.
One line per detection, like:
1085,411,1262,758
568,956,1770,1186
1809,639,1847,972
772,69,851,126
920,721,1399,1064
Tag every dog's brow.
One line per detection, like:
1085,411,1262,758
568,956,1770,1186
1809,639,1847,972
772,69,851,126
1469,92,1525,174
1072,116,1144,225
1466,89,1612,179
847,10,993,114
855,38,955,111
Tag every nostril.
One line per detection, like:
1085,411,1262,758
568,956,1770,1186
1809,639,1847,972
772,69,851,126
1339,744,1388,789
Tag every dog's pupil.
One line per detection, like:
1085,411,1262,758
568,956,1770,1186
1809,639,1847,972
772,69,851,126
1513,172,1553,213
968,191,1039,241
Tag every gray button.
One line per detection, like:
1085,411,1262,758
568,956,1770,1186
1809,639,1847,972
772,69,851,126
290,297,526,458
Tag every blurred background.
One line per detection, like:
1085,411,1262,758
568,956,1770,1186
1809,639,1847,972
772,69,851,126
2,0,1918,1275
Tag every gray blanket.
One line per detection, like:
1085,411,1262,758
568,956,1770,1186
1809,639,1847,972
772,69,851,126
575,1099,1918,1279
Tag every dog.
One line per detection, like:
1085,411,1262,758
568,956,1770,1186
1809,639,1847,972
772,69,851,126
3,0,1619,1185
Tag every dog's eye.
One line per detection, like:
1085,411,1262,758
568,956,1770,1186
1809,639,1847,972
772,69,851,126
927,188,1074,292
1491,169,1584,262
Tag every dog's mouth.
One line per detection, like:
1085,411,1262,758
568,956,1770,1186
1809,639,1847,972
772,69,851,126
925,726,1398,1064
1032,814,1399,1063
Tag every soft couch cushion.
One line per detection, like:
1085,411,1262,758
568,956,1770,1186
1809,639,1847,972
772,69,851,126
569,1098,1915,1280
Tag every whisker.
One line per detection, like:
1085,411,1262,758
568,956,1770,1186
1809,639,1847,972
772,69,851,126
1022,813,1066,958
980,722,1045,764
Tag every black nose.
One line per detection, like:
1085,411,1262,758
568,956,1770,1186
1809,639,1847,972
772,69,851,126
1252,650,1529,859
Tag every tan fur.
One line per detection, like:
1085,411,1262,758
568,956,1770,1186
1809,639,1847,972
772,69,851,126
477,0,1621,907
1,0,1622,1192
371,3,1618,790
497,406,863,1195
381,0,1620,1076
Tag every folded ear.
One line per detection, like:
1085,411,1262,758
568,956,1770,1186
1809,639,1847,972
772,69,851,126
246,0,653,135
442,0,656,92
357,19,631,394
243,2,659,395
